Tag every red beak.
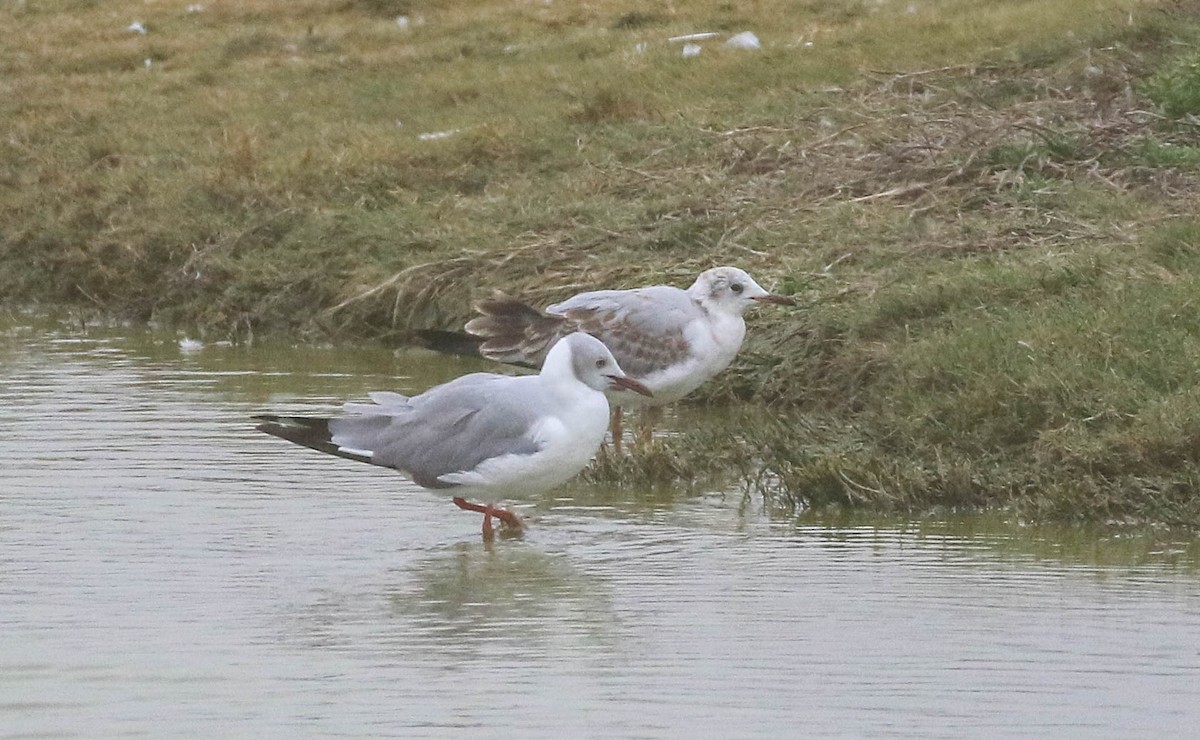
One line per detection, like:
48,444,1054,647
606,375,653,397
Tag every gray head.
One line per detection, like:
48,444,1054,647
553,332,653,397
687,266,795,315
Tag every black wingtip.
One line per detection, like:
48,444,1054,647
254,414,378,466
254,414,333,450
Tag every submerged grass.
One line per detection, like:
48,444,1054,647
7,0,1200,525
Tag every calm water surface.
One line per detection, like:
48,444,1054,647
3,321,1200,738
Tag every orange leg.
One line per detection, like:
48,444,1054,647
453,496,523,537
635,406,662,450
609,406,624,456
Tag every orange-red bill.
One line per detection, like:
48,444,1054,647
606,375,653,397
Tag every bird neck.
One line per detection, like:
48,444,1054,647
706,309,747,354
541,338,574,377
686,281,710,305
540,341,593,401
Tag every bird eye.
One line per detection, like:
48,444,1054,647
595,358,607,368
731,283,744,294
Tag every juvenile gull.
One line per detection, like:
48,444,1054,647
418,266,793,453
255,332,651,536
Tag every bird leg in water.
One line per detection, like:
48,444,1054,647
452,497,523,537
609,406,624,456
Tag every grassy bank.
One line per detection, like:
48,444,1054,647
6,0,1200,525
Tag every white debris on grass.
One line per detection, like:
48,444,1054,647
128,21,147,34
662,30,762,56
725,31,760,50
668,32,720,43
396,15,410,30
418,129,460,141
179,338,204,353
186,4,204,13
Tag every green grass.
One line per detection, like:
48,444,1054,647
6,0,1200,525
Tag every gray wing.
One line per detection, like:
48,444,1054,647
328,373,544,489
547,286,700,378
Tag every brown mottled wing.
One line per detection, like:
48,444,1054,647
547,286,699,379
464,295,572,367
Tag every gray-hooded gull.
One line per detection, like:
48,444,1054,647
418,266,793,453
255,332,651,536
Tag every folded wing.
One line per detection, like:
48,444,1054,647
548,286,699,379
258,374,546,490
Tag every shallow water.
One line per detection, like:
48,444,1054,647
3,320,1200,738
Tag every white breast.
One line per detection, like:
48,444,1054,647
610,312,746,406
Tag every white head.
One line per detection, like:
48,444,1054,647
546,332,653,397
686,266,795,315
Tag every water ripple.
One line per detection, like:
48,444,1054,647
2,325,1200,737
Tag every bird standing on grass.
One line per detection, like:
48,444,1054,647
418,266,794,453
255,332,651,537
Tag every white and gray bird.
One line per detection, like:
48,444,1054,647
255,332,651,536
418,266,793,452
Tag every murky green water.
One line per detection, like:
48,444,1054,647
3,319,1200,737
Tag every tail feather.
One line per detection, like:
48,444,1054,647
253,414,373,465
462,296,568,367
413,329,486,359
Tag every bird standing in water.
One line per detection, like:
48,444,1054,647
255,332,651,537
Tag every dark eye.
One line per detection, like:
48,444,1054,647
731,283,744,294
595,358,607,368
